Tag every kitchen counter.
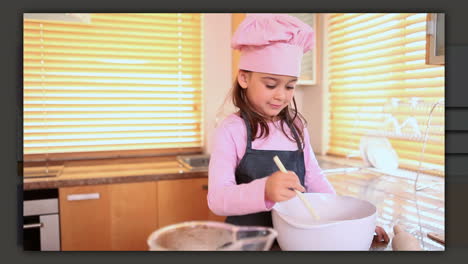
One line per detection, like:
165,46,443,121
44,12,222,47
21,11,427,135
22,154,350,190
22,156,207,190
22,154,445,251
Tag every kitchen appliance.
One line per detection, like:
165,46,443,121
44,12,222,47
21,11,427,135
23,189,60,251
272,193,377,250
147,221,277,251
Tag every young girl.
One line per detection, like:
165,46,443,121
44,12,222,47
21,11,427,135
207,13,388,243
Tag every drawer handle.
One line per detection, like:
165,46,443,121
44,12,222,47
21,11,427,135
23,223,43,229
67,193,100,201
202,184,208,190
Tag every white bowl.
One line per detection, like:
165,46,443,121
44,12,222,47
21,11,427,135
272,193,377,251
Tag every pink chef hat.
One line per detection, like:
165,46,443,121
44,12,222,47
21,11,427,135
232,13,315,77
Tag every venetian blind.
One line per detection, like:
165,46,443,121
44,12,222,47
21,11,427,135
327,13,444,176
23,13,203,161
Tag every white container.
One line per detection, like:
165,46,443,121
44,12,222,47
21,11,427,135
272,193,377,251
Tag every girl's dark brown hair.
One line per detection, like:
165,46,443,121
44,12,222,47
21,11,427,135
232,71,308,149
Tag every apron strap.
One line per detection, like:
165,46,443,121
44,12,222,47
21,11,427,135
240,112,253,150
288,119,304,151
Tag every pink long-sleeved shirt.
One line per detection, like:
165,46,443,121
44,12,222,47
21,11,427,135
207,113,336,217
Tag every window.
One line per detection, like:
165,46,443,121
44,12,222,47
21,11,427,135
327,13,444,176
23,13,203,162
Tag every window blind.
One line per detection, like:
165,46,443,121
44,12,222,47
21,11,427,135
327,13,444,176
23,13,203,162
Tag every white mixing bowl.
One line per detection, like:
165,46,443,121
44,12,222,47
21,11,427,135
272,193,377,251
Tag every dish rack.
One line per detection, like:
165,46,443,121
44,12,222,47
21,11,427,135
342,97,445,191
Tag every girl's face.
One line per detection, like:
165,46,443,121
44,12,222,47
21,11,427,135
238,71,297,120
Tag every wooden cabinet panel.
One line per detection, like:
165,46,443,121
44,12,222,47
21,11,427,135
59,181,158,251
59,184,111,250
157,177,225,228
59,177,225,250
108,182,158,250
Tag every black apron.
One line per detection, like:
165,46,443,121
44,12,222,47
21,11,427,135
225,113,306,227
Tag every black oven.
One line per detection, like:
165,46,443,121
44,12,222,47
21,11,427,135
23,188,60,251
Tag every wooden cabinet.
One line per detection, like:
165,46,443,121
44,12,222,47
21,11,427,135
59,181,158,251
157,177,225,228
59,177,224,250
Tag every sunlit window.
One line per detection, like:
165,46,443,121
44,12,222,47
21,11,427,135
23,13,203,161
327,13,444,176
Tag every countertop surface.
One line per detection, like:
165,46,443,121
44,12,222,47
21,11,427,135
22,155,208,190
22,154,351,190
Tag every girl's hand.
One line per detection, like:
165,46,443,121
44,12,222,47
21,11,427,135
373,226,390,243
265,170,306,202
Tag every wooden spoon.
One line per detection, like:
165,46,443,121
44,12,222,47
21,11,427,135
273,155,320,221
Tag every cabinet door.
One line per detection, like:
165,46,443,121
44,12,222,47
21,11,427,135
59,182,158,251
157,177,225,228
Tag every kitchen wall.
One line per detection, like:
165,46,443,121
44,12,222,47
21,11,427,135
202,13,328,155
300,14,329,155
202,14,233,154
